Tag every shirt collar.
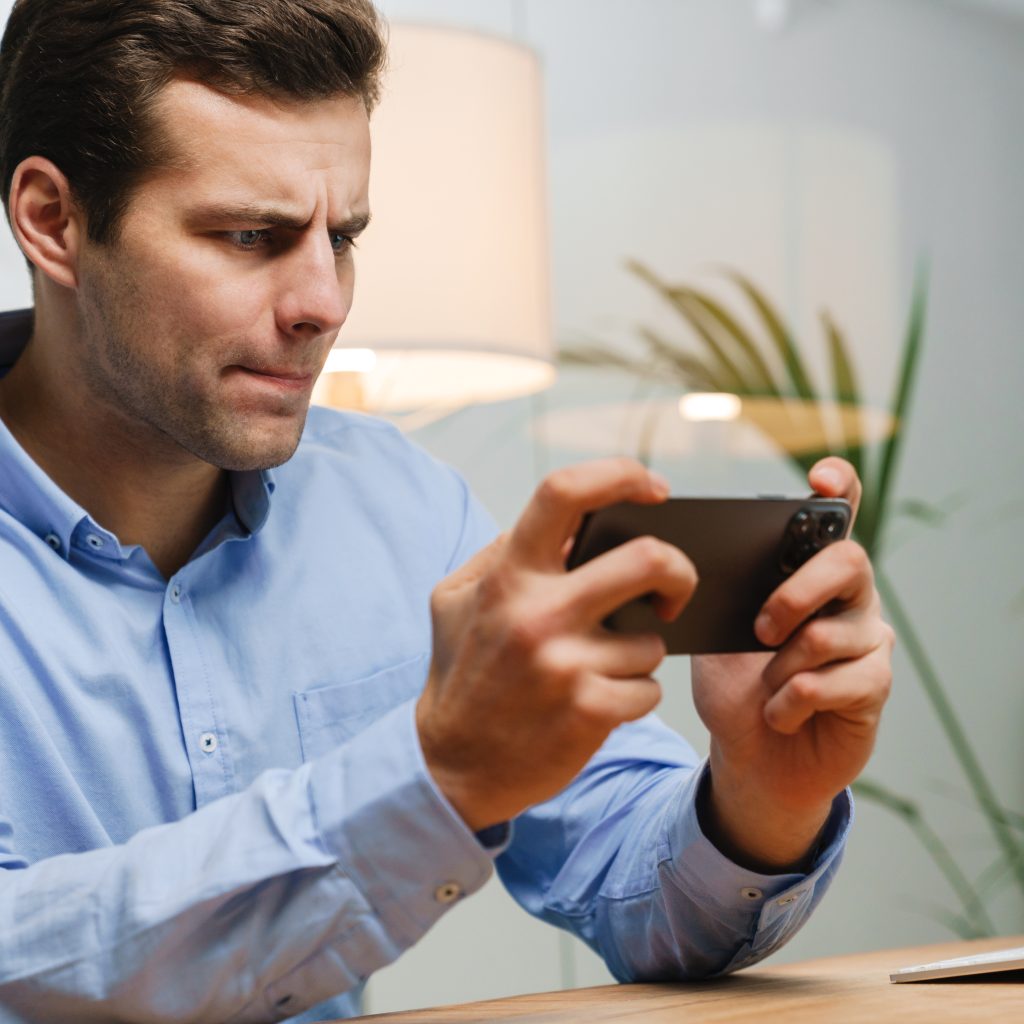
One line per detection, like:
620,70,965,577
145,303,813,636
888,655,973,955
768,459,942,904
0,307,277,557
0,308,33,372
231,465,276,534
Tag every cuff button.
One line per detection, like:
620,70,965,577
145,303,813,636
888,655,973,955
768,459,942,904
434,881,463,904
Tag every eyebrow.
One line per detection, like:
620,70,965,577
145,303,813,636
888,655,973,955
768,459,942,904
187,204,371,235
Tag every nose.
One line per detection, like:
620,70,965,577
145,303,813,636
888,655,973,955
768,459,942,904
275,232,351,341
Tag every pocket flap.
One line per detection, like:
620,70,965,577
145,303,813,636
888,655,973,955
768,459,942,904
293,652,430,762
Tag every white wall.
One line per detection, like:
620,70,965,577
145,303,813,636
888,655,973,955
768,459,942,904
1,0,1021,1015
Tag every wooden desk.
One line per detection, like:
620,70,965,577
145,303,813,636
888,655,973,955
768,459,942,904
349,936,1024,1022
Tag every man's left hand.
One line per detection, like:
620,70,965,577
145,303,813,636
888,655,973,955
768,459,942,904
692,456,894,872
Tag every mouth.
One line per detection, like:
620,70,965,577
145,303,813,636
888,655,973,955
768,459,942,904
231,365,316,393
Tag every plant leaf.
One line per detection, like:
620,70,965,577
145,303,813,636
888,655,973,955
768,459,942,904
724,270,817,400
852,777,918,818
891,497,961,527
636,326,726,392
860,262,928,555
627,261,751,393
679,288,782,399
822,309,865,481
724,270,833,478
853,774,995,936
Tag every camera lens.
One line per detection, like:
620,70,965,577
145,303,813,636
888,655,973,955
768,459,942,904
790,510,814,538
819,512,844,541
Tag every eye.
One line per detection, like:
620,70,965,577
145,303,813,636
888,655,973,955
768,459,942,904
329,231,357,255
228,229,272,250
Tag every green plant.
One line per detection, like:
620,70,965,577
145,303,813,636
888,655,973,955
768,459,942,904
560,261,1022,938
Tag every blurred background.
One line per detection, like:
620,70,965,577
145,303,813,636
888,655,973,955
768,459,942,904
1,0,1022,1014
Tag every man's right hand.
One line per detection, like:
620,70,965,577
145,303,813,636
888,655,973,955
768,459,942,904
415,458,698,832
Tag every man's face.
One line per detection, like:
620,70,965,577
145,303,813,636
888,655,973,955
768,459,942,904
73,80,372,471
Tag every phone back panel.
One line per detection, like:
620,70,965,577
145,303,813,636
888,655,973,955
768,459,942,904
566,497,850,655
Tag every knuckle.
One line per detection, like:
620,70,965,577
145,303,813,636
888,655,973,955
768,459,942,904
874,640,895,685
799,620,832,659
428,585,446,618
475,564,516,609
787,673,818,704
879,667,894,701
629,535,670,573
534,638,580,687
505,609,549,655
770,587,803,623
881,621,897,650
611,454,643,478
572,684,616,729
836,539,871,575
629,634,667,675
536,470,575,509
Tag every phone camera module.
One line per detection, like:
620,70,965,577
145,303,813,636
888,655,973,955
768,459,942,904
818,512,845,542
789,510,814,539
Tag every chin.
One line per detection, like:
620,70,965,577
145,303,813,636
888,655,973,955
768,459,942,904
188,418,307,472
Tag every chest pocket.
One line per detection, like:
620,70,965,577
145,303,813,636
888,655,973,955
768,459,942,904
292,652,430,763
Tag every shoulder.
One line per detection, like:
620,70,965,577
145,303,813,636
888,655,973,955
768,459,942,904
272,406,497,569
286,404,461,498
297,403,411,456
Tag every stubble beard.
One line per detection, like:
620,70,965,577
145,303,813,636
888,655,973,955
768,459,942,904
76,267,310,473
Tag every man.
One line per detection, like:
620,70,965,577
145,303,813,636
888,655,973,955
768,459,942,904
0,0,893,1021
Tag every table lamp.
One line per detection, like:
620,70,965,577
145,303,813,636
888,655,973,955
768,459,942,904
313,23,555,421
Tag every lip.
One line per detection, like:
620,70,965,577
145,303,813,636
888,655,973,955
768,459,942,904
233,366,315,392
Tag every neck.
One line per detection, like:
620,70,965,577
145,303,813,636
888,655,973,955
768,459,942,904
0,317,229,580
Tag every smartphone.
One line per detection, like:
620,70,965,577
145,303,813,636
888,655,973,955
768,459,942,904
565,496,852,655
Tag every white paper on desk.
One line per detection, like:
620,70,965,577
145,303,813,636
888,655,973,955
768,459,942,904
890,945,1024,983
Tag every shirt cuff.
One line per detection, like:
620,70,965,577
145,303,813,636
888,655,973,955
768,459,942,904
308,698,497,950
666,759,852,971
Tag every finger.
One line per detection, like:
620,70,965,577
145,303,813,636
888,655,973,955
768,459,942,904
582,629,668,679
508,458,670,570
762,643,893,735
562,534,698,626
575,673,663,727
808,456,862,522
755,540,875,647
760,611,890,693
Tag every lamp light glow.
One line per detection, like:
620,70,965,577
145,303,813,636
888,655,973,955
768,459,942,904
679,392,743,422
323,348,377,374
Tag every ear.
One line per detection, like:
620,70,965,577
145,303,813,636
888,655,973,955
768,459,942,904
7,156,85,290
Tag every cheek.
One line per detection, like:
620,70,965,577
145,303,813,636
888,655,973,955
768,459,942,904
145,246,270,342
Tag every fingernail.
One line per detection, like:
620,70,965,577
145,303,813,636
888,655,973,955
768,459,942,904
648,471,671,496
755,611,775,645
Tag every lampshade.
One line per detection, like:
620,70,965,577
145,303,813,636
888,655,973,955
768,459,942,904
312,23,555,413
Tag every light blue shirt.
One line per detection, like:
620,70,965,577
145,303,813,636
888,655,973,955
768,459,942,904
0,308,850,1023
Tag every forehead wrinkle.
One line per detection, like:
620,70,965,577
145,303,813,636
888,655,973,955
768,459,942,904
141,82,370,228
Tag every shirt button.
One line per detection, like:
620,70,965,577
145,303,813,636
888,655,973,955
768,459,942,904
740,887,764,901
199,732,218,754
434,881,462,904
86,534,104,550
777,890,804,907
45,533,61,551
170,583,182,603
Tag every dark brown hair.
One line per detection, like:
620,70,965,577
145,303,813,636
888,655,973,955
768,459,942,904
0,0,387,244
